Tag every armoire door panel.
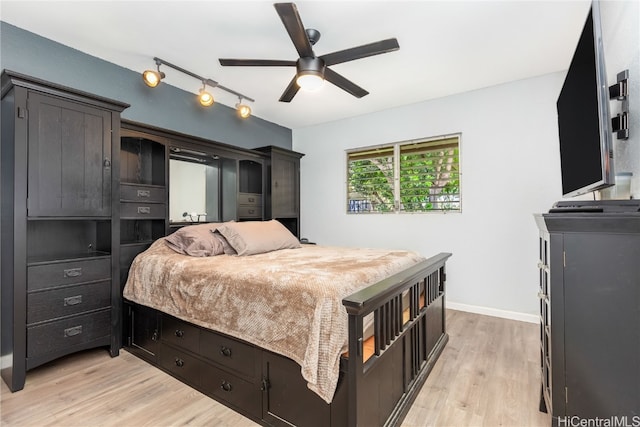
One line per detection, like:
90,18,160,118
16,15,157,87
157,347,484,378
272,154,297,217
27,93,111,217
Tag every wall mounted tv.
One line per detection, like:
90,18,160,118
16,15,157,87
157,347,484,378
557,0,614,197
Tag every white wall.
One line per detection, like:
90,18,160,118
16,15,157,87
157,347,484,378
294,73,565,320
601,0,639,198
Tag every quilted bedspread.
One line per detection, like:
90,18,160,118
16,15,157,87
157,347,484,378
123,239,425,403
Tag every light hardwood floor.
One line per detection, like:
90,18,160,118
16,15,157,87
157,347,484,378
1,310,551,427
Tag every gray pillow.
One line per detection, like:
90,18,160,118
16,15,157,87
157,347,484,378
215,220,301,256
164,223,224,257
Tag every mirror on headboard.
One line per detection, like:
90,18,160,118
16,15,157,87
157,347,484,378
169,147,238,224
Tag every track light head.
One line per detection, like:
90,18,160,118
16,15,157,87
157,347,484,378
142,69,165,88
142,60,165,88
236,98,252,119
198,84,214,107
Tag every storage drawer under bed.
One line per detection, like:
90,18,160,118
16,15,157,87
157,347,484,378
159,342,261,419
200,328,258,379
161,315,259,379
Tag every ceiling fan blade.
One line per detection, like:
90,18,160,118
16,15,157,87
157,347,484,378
324,68,369,98
320,38,400,66
274,3,314,58
279,75,301,102
219,59,296,67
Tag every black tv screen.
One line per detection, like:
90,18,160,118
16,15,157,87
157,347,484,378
556,1,613,197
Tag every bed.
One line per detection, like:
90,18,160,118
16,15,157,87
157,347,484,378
122,221,451,427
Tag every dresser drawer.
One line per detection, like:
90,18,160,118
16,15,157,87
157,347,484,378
200,330,258,379
28,258,111,291
237,205,262,218
158,343,204,389
200,361,261,418
121,183,166,203
27,280,111,325
238,193,262,206
161,315,200,354
27,309,111,358
120,202,166,219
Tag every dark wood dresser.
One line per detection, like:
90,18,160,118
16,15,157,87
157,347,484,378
535,200,640,425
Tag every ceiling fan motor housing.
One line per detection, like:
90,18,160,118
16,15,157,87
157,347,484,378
297,57,326,77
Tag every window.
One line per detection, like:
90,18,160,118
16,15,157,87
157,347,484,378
347,134,461,213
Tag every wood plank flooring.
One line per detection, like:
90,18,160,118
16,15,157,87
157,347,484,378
1,310,551,427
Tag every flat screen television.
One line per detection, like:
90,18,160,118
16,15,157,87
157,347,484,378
556,0,614,197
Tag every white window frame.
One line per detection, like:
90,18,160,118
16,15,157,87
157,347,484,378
346,133,462,214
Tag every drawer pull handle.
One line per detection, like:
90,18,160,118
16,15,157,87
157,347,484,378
220,346,232,357
64,268,82,278
248,209,255,214
64,325,82,337
248,197,255,203
64,295,83,306
220,381,233,392
175,358,184,367
137,190,151,198
137,206,151,214
175,329,185,338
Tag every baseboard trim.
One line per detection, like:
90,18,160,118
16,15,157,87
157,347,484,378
447,301,538,324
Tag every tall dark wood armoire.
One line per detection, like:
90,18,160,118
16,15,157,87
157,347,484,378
1,71,128,391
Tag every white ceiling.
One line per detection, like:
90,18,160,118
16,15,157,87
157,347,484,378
1,0,591,129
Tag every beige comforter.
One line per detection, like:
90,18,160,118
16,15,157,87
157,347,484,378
123,239,425,403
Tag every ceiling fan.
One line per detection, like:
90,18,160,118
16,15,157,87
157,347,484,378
218,2,400,102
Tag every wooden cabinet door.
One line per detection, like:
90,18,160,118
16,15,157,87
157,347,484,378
271,152,299,218
262,351,331,427
126,303,159,364
27,92,112,217
563,232,640,418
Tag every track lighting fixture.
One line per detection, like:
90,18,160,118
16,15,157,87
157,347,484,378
142,59,165,88
142,57,254,116
198,82,214,107
236,97,252,119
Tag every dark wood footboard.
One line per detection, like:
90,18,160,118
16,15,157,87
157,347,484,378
123,252,451,427
342,252,452,427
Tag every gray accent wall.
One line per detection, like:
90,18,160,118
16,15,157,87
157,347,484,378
0,22,292,150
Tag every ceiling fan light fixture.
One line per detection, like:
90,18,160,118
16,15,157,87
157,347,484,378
236,98,252,119
198,84,214,107
296,71,324,91
296,57,325,91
